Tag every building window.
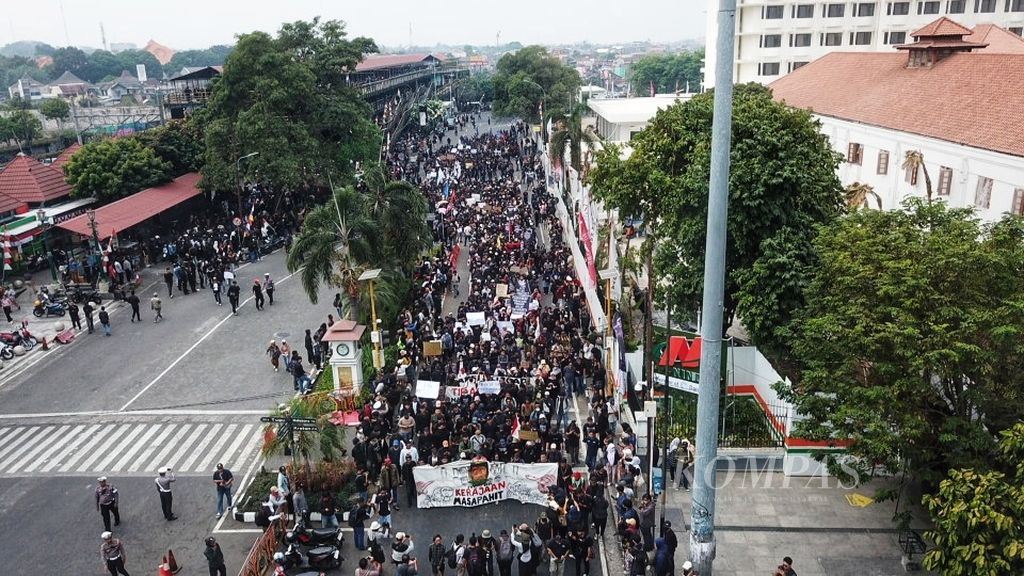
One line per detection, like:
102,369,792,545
759,62,781,76
762,34,783,48
974,176,993,208
791,33,813,46
847,143,864,165
1012,188,1024,216
937,167,953,196
918,0,941,13
885,31,908,43
858,2,878,14
1007,0,1024,11
905,162,919,185
877,150,890,174
888,1,911,13
948,0,966,12
790,61,810,71
794,3,816,16
822,32,844,45
826,3,847,16
975,0,996,11
1010,26,1024,36
764,5,785,18
851,31,873,44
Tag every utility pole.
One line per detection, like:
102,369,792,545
690,0,737,571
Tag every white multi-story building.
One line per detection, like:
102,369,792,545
770,18,1024,222
703,0,1024,87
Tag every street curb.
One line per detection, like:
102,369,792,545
231,507,343,524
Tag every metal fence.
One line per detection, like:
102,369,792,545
659,392,787,449
236,507,287,576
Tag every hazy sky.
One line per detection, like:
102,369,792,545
2,1,704,51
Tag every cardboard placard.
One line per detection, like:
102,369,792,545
495,283,509,297
478,380,501,394
466,311,486,326
423,340,443,357
518,430,539,441
510,265,529,276
416,380,441,400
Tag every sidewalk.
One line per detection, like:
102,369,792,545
653,471,935,576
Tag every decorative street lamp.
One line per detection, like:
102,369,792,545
359,268,384,370
35,209,57,282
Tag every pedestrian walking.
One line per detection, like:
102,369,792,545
83,301,95,333
99,306,111,336
211,279,222,306
252,280,264,311
150,293,163,323
100,532,130,576
227,281,240,314
155,467,177,521
304,329,315,364
163,267,174,298
1,289,16,322
95,476,120,532
68,300,82,330
332,292,343,319
127,291,141,322
263,273,275,305
204,537,227,576
213,463,234,519
266,340,282,372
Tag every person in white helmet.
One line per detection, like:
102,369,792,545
100,531,130,576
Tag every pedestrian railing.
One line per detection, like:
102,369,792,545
236,505,287,576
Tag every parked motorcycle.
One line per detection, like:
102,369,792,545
1,344,15,360
0,323,37,350
65,285,103,305
285,520,344,548
279,544,342,571
33,299,66,318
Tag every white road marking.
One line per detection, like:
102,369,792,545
38,424,101,472
0,426,39,462
61,425,122,470
213,424,257,470
145,424,194,472
164,424,209,470
126,424,177,472
193,424,237,473
73,425,132,472
109,424,164,471
89,425,147,472
179,423,224,472
3,424,71,473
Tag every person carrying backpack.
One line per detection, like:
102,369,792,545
446,534,466,575
465,536,486,576
495,530,515,576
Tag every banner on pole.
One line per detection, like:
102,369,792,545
413,461,557,508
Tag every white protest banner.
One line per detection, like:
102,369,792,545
445,384,476,399
496,321,514,335
478,380,501,394
414,461,557,508
466,311,486,326
416,380,440,400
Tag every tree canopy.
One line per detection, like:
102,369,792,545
923,422,1024,576
1,110,43,149
199,18,379,210
629,50,704,95
135,118,205,177
167,45,234,72
589,83,844,356
64,137,171,202
782,199,1024,486
38,98,70,122
492,46,580,123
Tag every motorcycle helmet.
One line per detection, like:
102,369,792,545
273,552,285,564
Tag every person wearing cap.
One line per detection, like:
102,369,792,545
213,463,234,520
681,559,697,575
100,531,129,576
252,279,265,311
155,467,176,521
263,273,275,305
150,292,163,323
95,476,120,532
205,536,227,576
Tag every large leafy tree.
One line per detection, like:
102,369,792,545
167,45,234,72
589,83,844,356
5,110,43,148
200,18,379,213
64,137,171,202
135,118,205,176
629,50,704,95
359,163,432,269
550,102,596,173
783,200,1024,487
50,46,89,77
922,422,1024,576
492,46,580,123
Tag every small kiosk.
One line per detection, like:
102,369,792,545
321,320,367,407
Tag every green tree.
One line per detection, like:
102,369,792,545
550,102,596,173
492,46,580,122
78,50,125,83
64,137,171,202
167,45,234,72
50,46,88,76
359,163,432,268
844,181,881,210
589,83,844,354
135,118,205,176
6,110,42,148
629,50,704,95
783,200,1024,487
38,98,70,123
922,422,1024,576
200,18,379,211
457,72,495,104
115,49,163,80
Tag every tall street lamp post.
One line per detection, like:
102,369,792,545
35,209,57,282
359,268,384,370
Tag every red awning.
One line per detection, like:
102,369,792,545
56,173,202,240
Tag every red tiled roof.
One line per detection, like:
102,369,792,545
895,39,987,50
56,172,202,239
51,143,81,172
911,16,974,38
0,192,27,215
144,39,176,65
968,24,1024,53
0,153,72,204
355,53,443,71
769,51,1024,158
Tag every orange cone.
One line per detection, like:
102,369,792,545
166,549,180,573
158,557,172,576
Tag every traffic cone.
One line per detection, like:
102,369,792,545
41,337,48,351
158,557,172,576
166,549,180,573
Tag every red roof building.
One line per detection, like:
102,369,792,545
354,53,444,72
967,24,1024,54
0,153,72,205
51,143,82,172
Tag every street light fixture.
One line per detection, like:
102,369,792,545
358,268,384,369
235,151,260,219
35,209,57,282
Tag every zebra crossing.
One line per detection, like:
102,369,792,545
0,420,264,477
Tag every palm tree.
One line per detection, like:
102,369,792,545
902,150,934,202
359,163,433,270
262,394,347,469
550,103,598,185
286,185,379,313
845,182,882,210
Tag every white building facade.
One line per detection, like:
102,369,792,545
704,0,1024,87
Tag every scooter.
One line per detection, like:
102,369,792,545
285,519,344,548
1,343,15,360
32,299,66,318
279,544,343,571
